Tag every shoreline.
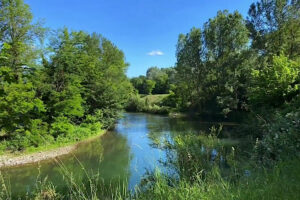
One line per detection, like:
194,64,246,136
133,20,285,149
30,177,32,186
0,130,107,169
129,111,240,125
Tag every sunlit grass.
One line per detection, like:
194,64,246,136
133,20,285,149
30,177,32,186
136,159,300,200
0,131,299,200
0,130,106,157
141,94,169,106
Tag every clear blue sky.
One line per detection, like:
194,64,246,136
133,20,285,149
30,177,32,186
25,0,255,77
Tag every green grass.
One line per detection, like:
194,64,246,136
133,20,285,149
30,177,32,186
126,94,172,114
1,130,299,199
26,129,106,153
141,94,169,106
136,129,300,200
0,129,106,157
1,158,298,199
138,94,171,114
236,160,300,200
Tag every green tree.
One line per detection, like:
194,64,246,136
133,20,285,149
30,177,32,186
146,66,169,94
0,0,44,80
130,75,155,95
0,0,46,147
175,27,205,109
0,67,45,139
82,34,132,127
249,54,300,107
131,76,146,94
203,10,251,115
41,29,85,124
0,0,132,150
174,11,251,115
246,0,300,109
247,0,300,58
145,79,156,94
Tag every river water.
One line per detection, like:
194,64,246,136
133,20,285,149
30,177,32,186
1,113,239,198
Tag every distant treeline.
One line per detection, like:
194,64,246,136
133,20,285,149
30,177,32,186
130,67,176,95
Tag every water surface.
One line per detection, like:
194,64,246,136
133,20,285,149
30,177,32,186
1,112,237,198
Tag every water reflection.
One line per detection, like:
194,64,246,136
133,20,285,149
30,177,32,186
1,112,238,198
2,129,131,198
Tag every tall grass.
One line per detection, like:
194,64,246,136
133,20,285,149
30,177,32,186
0,130,299,200
134,159,300,200
0,157,131,199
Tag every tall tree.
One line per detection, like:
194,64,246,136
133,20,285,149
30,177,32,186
146,67,169,94
175,27,205,109
203,10,251,115
174,11,251,114
247,0,300,109
83,35,132,127
41,29,85,124
40,29,133,129
247,0,300,58
0,0,45,148
0,0,44,80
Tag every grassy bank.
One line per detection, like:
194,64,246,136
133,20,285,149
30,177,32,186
0,131,299,199
126,94,172,114
20,129,106,155
127,94,239,121
0,129,107,168
140,94,169,105
136,159,300,200
0,126,106,157
2,161,299,200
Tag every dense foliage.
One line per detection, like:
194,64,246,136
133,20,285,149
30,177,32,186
174,10,253,114
130,67,176,95
169,1,300,166
129,0,300,171
0,0,132,151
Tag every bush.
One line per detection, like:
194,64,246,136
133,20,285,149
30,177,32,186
0,112,104,153
92,108,120,129
249,54,300,107
161,91,178,108
253,111,300,165
143,105,170,115
50,116,75,138
125,94,145,112
9,131,31,151
26,119,53,147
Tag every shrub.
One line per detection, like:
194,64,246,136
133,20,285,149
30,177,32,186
253,111,300,165
50,116,75,138
144,105,170,115
26,119,53,147
9,131,31,151
125,94,145,112
249,54,300,107
161,91,178,108
93,108,119,129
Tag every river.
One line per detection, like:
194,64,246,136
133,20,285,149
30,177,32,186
1,112,239,198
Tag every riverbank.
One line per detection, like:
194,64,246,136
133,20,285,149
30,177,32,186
126,94,243,123
0,130,107,168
